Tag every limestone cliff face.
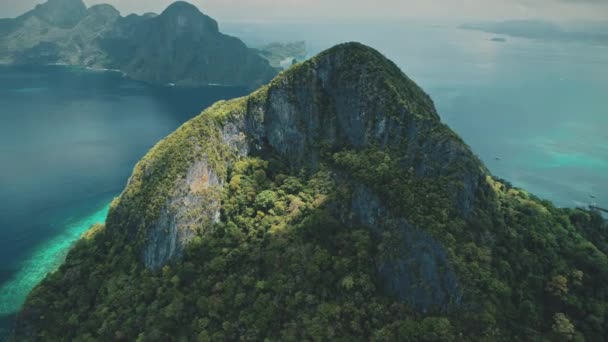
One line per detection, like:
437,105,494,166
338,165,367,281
14,42,608,341
105,43,485,310
142,159,223,270
139,128,251,270
348,184,462,312
242,44,485,216
0,0,278,88
235,44,477,308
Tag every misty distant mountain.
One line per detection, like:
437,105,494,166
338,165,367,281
0,0,279,88
254,41,307,69
461,20,608,45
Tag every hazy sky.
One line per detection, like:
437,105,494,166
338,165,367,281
1,0,607,21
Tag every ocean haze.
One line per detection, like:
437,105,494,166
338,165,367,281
223,20,608,209
0,0,607,21
0,0,607,336
0,24,605,316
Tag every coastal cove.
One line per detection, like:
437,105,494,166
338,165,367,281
1,0,608,337
0,65,247,332
0,18,606,339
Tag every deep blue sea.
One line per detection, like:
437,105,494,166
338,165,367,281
0,65,246,333
0,21,607,335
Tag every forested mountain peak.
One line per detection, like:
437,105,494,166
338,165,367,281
14,43,608,341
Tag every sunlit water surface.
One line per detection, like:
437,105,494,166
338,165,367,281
0,65,246,332
0,20,607,335
226,20,608,208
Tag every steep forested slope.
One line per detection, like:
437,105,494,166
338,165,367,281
15,43,608,341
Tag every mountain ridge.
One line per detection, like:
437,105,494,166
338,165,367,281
13,42,608,341
0,0,278,88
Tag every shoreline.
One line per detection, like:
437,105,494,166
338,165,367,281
0,203,111,316
0,62,239,88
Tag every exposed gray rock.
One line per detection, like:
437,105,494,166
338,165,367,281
110,44,481,314
244,43,485,216
349,184,461,312
143,158,223,270
221,120,250,157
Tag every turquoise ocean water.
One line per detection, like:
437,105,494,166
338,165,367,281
0,20,607,334
0,65,246,332
226,20,608,208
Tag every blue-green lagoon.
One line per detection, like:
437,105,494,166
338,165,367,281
1,21,607,334
0,65,247,332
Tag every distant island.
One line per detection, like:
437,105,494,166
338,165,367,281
0,0,279,88
254,41,307,69
461,20,608,45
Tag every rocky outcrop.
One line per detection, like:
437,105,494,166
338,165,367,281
143,159,223,270
348,184,461,312
0,0,279,88
242,43,485,216
14,42,608,341
110,43,479,311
